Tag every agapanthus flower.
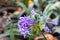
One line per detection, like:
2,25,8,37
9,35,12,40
18,17,36,38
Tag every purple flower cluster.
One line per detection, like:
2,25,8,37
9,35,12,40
18,17,36,38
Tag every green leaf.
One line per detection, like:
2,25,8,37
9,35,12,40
55,7,60,15
43,4,52,16
21,0,28,6
10,24,15,40
35,28,40,36
58,16,60,26
48,0,58,3
34,23,41,36
46,10,53,20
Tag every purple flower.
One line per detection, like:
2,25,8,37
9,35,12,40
31,8,36,16
18,17,36,38
45,26,51,33
46,19,58,26
40,10,43,16
51,19,58,26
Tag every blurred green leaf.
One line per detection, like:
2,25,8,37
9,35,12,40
22,0,28,6
58,16,60,26
43,4,52,16
10,24,15,40
55,7,60,15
